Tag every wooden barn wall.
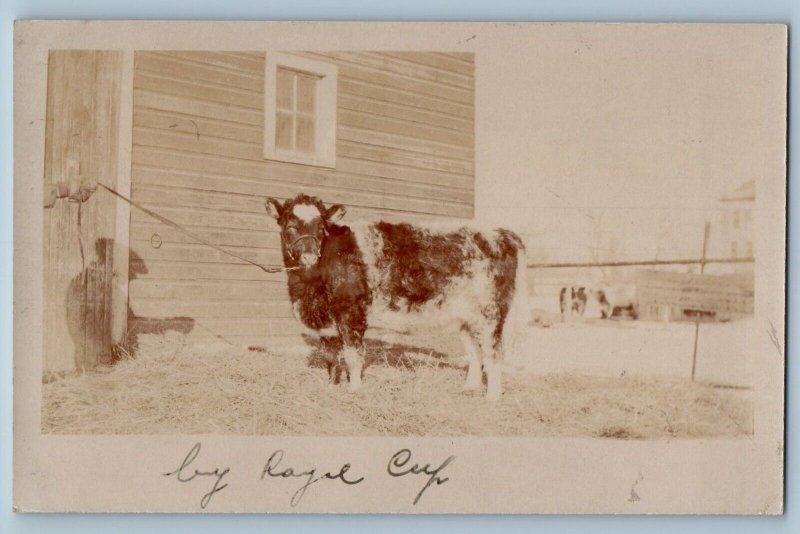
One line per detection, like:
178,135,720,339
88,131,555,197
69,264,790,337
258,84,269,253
129,51,475,346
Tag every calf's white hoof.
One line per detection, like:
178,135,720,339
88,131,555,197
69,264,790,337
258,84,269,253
348,377,362,392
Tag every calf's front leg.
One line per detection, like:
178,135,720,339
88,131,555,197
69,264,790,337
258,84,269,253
319,335,343,385
340,344,364,391
336,323,366,392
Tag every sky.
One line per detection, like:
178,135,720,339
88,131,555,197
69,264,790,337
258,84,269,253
472,24,785,263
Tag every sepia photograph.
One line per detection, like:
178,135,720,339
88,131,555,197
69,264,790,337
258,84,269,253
14,21,786,514
40,47,755,439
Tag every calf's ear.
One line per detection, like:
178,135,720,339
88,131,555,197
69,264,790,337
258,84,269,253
326,204,346,223
265,197,283,220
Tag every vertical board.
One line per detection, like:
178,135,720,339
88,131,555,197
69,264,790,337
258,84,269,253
129,51,475,346
43,50,123,373
111,51,135,345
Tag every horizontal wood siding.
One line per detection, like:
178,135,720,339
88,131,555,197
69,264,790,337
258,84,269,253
129,51,474,345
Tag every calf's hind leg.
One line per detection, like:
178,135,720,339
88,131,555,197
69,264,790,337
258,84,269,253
474,320,503,401
460,325,483,391
483,353,503,401
460,321,504,400
461,321,504,400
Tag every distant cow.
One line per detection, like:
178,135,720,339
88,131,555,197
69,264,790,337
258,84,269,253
266,194,528,400
588,285,638,320
559,287,587,319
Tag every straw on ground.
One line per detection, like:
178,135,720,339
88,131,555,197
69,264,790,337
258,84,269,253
42,332,752,438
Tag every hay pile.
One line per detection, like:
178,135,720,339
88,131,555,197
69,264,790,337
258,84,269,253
42,332,752,438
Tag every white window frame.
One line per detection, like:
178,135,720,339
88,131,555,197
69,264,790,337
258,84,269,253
263,52,338,168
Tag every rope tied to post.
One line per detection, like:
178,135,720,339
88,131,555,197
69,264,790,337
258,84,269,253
95,183,300,274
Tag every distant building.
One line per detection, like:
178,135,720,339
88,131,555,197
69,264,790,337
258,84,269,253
637,180,756,322
714,180,755,273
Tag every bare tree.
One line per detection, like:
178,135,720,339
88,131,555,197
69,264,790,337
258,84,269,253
653,212,671,261
586,210,624,283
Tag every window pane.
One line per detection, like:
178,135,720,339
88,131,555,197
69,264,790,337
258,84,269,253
276,68,294,110
296,74,316,113
296,114,315,153
276,110,294,150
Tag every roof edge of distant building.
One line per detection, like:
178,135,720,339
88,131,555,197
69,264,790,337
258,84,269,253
721,179,755,202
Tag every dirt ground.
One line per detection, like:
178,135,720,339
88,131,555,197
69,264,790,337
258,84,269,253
515,317,753,387
42,331,753,438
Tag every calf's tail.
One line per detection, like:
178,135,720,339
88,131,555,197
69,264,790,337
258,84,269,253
501,233,529,362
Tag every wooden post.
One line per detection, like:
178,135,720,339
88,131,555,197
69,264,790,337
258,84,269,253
690,221,711,381
42,50,124,374
111,50,134,347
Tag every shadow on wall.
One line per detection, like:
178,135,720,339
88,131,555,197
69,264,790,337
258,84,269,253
65,237,115,369
65,238,195,367
123,245,195,356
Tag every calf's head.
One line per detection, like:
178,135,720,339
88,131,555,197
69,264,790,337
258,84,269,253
265,194,346,269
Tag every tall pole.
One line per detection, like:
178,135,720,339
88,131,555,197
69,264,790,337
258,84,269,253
691,221,711,381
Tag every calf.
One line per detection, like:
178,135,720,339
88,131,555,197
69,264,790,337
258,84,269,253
559,286,587,319
265,194,528,400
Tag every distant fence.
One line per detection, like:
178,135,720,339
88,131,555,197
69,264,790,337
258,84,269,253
525,229,755,382
527,256,754,316
635,269,753,317
527,257,755,270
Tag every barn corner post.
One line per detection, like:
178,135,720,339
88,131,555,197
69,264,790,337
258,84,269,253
690,221,711,381
42,49,128,376
110,50,134,352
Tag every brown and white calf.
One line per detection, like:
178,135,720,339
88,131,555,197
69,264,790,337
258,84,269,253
265,194,528,400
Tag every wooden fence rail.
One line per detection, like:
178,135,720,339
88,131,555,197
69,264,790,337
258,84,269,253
527,257,755,269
